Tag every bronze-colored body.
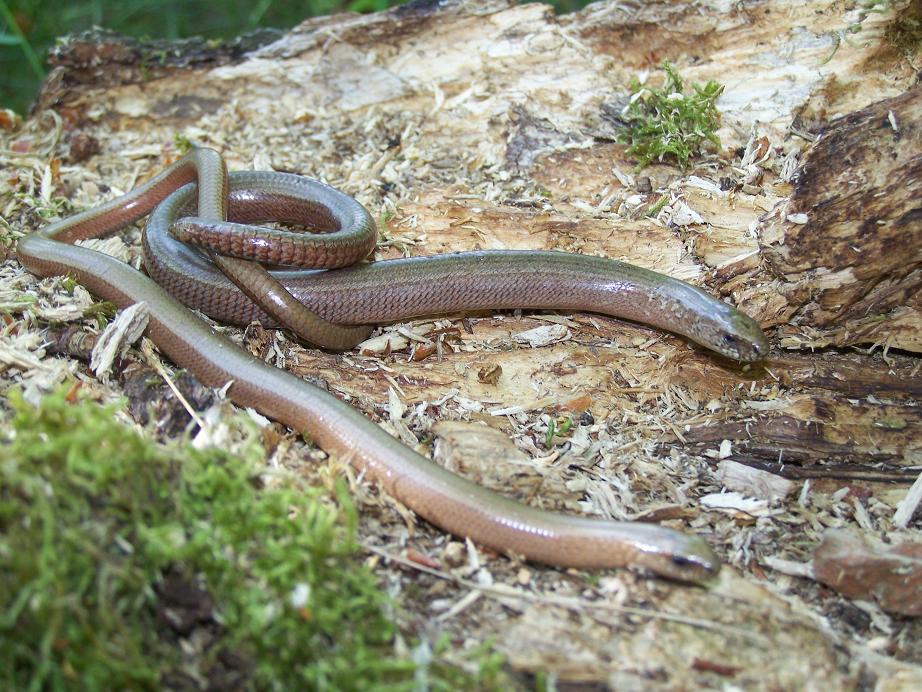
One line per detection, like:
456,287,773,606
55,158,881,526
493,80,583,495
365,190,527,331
18,149,770,582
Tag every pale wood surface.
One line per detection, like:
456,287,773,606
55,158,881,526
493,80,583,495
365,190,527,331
4,0,922,687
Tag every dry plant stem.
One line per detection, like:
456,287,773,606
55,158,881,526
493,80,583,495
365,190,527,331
140,338,207,431
362,543,770,644
16,148,772,583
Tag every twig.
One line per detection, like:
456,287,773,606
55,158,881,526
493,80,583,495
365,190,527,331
362,543,770,643
140,339,207,431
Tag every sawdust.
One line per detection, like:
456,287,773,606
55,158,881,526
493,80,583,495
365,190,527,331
3,0,922,687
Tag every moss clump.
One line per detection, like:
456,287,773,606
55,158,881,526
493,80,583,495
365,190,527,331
172,131,193,154
0,388,496,689
618,61,724,169
884,2,922,61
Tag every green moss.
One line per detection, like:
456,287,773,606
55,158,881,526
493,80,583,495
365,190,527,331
618,61,724,170
431,634,506,687
378,209,395,228
885,1,922,60
643,194,669,218
0,388,502,690
81,300,118,326
172,132,193,154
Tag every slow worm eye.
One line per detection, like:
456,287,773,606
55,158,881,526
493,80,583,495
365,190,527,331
672,554,694,567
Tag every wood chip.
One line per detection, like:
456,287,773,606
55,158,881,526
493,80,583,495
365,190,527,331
812,529,922,617
512,324,569,348
90,302,149,380
717,459,796,501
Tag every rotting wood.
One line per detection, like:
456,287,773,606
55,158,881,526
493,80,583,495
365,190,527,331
3,0,922,687
675,402,921,465
715,455,919,484
758,84,922,353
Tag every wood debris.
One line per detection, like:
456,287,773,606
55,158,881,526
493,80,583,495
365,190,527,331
813,529,922,617
89,301,148,380
717,459,796,501
2,0,921,687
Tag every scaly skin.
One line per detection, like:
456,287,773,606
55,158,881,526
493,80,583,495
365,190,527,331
17,148,771,582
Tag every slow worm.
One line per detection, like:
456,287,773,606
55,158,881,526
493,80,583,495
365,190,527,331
17,148,769,583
